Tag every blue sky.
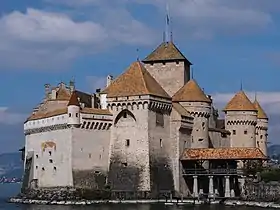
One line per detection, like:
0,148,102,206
1,0,280,153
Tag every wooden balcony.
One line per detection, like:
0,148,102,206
182,168,244,176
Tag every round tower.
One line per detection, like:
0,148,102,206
224,91,257,148
67,91,80,126
173,79,211,148
253,99,268,157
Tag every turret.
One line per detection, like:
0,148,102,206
173,79,211,148
67,91,80,126
253,99,268,157
224,91,257,148
142,41,192,96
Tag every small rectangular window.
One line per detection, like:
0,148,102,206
160,139,163,148
156,112,164,127
69,113,72,117
49,159,53,163
232,130,236,135
126,139,130,147
260,135,263,139
123,112,127,118
76,113,79,117
244,130,247,134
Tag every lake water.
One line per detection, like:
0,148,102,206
0,183,274,210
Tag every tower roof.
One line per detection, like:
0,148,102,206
142,41,192,64
68,91,80,106
253,100,268,119
224,91,256,112
102,61,171,99
172,79,211,103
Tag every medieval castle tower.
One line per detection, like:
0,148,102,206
21,40,268,197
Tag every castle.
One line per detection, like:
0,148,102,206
22,40,268,198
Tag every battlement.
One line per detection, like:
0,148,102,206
189,111,210,118
226,120,257,126
80,120,112,130
107,95,172,113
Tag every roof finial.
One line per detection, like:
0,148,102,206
254,91,257,101
136,48,139,61
191,67,194,79
165,0,170,42
240,79,243,91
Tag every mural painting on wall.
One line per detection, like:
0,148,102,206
41,141,57,152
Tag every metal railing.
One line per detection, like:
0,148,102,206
182,168,244,175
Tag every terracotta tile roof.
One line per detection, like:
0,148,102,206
102,61,171,99
172,102,192,118
181,148,266,160
81,107,112,115
172,79,211,103
224,91,256,112
56,87,71,100
27,108,67,121
253,100,268,119
68,91,80,106
143,42,192,64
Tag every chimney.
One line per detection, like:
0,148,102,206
69,80,75,93
91,94,95,108
106,75,113,87
44,84,50,98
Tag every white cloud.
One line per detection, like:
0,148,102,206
0,8,156,71
212,91,280,115
0,107,27,125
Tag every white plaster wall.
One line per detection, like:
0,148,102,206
68,105,80,125
25,128,73,187
256,119,268,156
225,111,257,148
72,127,110,171
181,102,211,148
24,114,68,130
109,103,150,191
144,61,190,97
100,94,108,109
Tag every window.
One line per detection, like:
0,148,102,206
89,153,92,158
36,155,39,158
42,167,45,171
49,151,52,156
198,138,203,142
156,112,164,127
69,113,72,117
49,159,53,163
232,130,236,135
160,139,163,148
123,112,127,118
125,139,130,147
122,162,128,167
260,135,263,139
244,130,247,134
76,113,79,117
54,167,57,171
191,137,194,143
202,122,205,126
36,166,38,169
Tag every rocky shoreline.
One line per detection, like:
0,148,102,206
7,197,280,208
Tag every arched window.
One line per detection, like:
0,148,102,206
114,109,136,125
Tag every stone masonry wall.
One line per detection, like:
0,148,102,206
148,108,174,197
108,104,150,192
144,62,190,97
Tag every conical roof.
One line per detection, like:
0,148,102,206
172,79,211,103
253,100,268,119
102,61,170,99
143,41,192,64
68,91,80,106
224,91,256,111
